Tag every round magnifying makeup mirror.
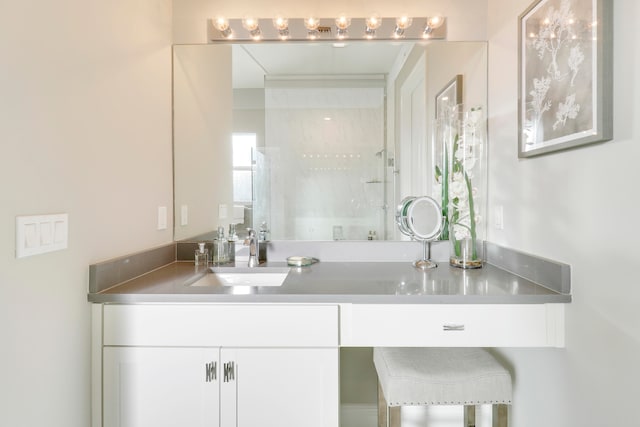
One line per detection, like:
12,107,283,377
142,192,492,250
395,195,444,270
395,196,416,237
406,196,443,241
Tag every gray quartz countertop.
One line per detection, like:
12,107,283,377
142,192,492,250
88,260,571,304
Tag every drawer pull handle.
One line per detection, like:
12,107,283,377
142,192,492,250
443,324,465,331
223,361,235,382
205,361,217,382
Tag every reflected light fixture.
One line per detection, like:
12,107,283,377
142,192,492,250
242,16,261,40
365,14,382,39
335,14,351,39
304,16,321,39
394,16,413,38
273,16,290,39
213,16,233,38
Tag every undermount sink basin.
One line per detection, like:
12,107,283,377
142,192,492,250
189,266,291,287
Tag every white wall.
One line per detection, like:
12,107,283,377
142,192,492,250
173,44,233,240
0,1,173,425
488,0,640,425
425,42,487,121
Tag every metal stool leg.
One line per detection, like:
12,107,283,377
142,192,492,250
378,381,388,427
378,380,401,427
464,405,476,427
389,406,401,427
492,404,508,427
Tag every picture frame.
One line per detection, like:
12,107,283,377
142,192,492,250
518,0,612,158
435,74,463,119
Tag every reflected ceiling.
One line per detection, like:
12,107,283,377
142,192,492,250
232,42,412,88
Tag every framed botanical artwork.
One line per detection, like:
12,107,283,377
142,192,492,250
518,0,613,158
435,74,463,119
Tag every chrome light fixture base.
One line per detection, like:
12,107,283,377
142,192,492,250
208,17,446,42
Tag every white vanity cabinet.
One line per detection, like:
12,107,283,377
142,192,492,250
219,347,339,427
103,346,220,427
95,304,340,427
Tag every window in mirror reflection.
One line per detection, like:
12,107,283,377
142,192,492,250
232,133,256,204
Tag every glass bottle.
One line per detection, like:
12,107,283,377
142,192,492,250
194,242,209,267
213,226,229,264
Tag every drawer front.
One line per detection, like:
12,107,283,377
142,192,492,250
341,304,564,347
103,304,339,347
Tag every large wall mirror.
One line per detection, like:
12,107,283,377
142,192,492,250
173,40,487,241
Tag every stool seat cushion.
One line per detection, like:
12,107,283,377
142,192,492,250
374,348,512,407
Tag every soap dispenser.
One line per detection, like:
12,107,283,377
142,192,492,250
194,242,209,267
213,226,229,264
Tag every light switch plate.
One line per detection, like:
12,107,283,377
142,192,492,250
219,204,228,219
157,206,167,230
180,205,188,226
16,213,68,258
494,205,504,230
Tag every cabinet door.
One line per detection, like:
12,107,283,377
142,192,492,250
220,348,339,427
103,347,219,427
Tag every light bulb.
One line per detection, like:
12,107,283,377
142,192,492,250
213,16,233,38
335,14,351,39
335,14,351,30
214,16,229,31
427,16,444,29
242,16,261,40
273,16,289,39
395,16,413,30
242,16,259,31
366,14,382,30
364,14,381,38
304,16,320,30
273,16,288,31
393,16,412,38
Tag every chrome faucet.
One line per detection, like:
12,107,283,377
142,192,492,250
244,228,259,268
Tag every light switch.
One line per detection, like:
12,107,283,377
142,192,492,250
16,214,68,258
54,220,67,243
40,221,53,245
25,223,38,248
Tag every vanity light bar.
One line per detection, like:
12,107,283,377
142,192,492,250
208,17,447,42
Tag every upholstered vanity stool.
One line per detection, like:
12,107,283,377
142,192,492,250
373,348,512,427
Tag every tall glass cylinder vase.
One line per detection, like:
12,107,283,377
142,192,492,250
447,105,486,269
432,117,451,241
